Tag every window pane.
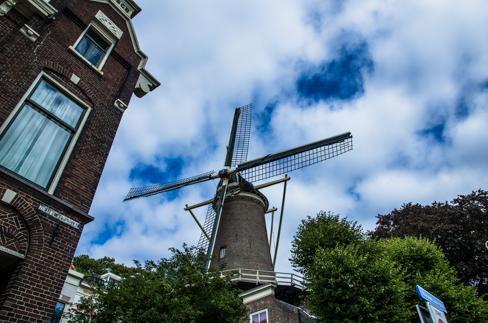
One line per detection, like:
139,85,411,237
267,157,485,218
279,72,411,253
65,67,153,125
31,80,84,128
75,35,103,66
259,312,268,323
87,29,110,50
50,302,65,323
86,43,104,66
251,314,259,323
74,28,109,67
0,105,70,187
75,34,90,55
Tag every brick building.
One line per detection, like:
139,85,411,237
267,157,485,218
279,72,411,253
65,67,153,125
0,0,158,321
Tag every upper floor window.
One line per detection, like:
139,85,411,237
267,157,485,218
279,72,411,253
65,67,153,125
74,27,112,68
250,309,268,323
0,77,88,190
75,28,110,66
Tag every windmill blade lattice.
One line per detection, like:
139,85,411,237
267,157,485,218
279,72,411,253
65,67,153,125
230,104,252,166
197,205,216,253
239,133,352,183
125,170,215,201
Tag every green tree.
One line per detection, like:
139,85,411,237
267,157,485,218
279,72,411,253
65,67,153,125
69,246,246,323
73,254,135,277
379,237,488,322
371,189,488,294
308,242,409,322
290,211,363,275
292,212,488,322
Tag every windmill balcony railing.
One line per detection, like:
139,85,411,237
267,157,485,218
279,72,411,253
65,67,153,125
220,268,306,290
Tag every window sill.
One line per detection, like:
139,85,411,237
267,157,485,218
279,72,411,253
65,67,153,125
0,167,94,224
68,46,104,76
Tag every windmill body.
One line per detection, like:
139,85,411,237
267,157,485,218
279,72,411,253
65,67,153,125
209,180,273,272
125,104,353,321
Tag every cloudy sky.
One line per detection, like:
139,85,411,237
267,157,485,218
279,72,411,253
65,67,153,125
77,0,488,272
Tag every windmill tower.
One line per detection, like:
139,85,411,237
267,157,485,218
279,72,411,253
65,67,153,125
125,105,353,321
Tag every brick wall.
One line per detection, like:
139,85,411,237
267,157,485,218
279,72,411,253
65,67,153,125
245,294,301,323
0,0,148,321
0,185,86,322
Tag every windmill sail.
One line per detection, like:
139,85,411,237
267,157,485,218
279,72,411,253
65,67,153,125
124,170,216,201
197,205,216,253
224,104,252,167
230,104,252,166
125,133,353,201
238,132,353,183
123,104,353,272
203,179,229,270
198,105,252,264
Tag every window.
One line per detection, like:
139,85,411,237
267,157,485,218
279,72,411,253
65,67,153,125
250,309,268,323
219,246,226,259
0,77,87,189
74,27,112,68
50,301,65,323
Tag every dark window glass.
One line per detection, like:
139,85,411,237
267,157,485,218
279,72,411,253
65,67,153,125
75,28,110,66
50,302,65,323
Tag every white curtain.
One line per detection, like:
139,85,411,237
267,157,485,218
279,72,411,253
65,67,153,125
31,80,83,127
0,80,84,188
75,36,103,66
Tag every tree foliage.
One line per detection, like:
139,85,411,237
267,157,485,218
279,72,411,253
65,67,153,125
69,246,246,323
292,212,488,322
378,237,488,322
308,242,409,322
371,189,488,294
73,254,135,277
290,211,363,274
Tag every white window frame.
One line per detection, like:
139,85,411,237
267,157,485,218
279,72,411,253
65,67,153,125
0,72,92,194
69,22,116,73
249,308,268,323
219,246,226,259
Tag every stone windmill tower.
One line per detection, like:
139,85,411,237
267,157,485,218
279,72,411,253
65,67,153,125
125,105,353,321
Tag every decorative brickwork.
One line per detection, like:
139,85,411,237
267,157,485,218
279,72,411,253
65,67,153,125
0,205,29,255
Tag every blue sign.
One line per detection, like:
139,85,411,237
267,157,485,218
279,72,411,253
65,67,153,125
416,285,447,313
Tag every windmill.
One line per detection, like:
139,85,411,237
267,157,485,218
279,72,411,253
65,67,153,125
124,104,353,274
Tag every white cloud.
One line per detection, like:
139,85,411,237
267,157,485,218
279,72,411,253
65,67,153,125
357,167,488,214
78,0,488,274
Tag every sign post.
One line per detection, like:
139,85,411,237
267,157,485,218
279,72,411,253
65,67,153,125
416,285,448,323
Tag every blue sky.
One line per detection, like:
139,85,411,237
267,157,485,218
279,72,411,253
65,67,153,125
77,0,488,272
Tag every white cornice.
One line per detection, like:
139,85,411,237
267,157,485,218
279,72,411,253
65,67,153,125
1,0,57,17
111,0,139,19
89,0,160,97
26,0,57,17
0,0,18,16
239,284,275,304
